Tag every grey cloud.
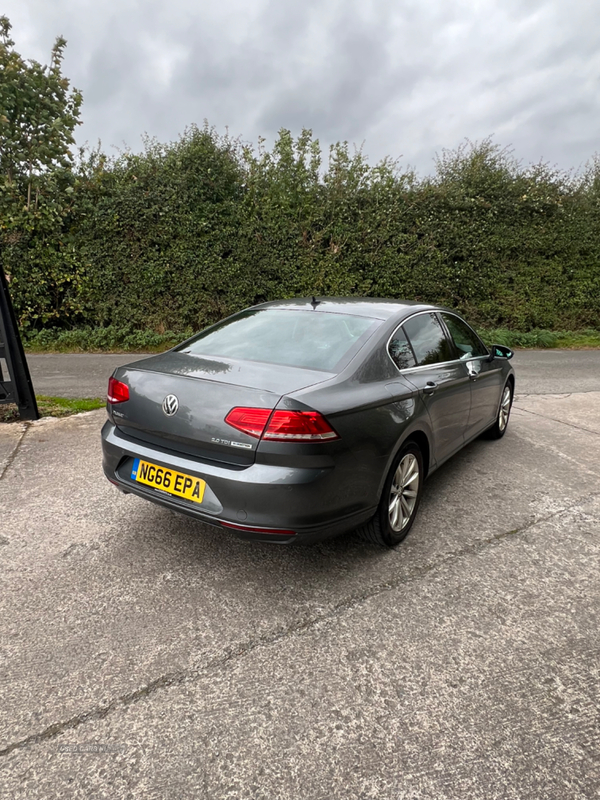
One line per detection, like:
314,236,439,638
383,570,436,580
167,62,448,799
3,0,599,173
257,12,409,144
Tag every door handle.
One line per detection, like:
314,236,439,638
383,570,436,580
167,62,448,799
423,381,437,395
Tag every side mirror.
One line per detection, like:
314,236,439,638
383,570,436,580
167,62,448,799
488,344,514,362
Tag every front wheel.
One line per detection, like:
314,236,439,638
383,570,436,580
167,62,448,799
483,382,513,440
358,442,424,547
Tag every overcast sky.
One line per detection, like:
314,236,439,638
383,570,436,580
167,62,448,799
4,0,599,174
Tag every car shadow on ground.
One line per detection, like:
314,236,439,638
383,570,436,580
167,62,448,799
107,434,499,606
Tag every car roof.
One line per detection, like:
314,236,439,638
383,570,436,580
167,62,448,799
252,297,439,321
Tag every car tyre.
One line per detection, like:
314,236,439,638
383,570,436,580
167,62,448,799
483,381,513,440
358,441,424,548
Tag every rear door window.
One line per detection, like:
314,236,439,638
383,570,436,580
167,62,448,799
403,313,455,366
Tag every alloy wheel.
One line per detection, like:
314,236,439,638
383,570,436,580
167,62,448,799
499,386,512,431
388,453,420,532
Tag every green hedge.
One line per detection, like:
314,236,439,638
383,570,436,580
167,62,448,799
4,127,600,334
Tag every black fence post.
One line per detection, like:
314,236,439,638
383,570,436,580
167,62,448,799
0,256,39,421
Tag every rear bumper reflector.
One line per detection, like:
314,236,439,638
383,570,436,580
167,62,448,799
220,521,296,536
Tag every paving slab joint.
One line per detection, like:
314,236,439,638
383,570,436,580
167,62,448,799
512,404,600,436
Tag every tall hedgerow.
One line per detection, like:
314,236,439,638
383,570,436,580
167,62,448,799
5,126,600,334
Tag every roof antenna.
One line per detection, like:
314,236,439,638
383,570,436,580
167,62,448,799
311,296,321,310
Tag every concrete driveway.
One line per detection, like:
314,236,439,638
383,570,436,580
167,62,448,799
1,354,599,799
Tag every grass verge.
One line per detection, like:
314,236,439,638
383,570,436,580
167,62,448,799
0,396,105,423
478,328,600,349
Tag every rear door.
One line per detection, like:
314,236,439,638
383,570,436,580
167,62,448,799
390,313,471,465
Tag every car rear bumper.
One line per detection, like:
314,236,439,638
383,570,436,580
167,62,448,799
101,421,376,544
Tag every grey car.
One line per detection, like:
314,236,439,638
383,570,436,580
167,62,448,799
101,298,515,546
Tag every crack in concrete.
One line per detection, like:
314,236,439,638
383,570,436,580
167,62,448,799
1,489,598,761
512,404,600,436
0,424,30,482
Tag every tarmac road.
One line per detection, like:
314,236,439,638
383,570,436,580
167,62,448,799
1,354,599,799
25,348,600,398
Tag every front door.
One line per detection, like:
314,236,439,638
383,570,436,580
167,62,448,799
439,312,504,437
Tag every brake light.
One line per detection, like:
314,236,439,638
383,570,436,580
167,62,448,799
225,407,271,438
225,407,339,442
265,410,339,441
107,377,130,404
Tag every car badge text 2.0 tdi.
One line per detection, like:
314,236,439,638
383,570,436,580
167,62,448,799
162,394,179,416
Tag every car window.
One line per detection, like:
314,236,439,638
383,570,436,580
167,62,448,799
178,309,381,372
388,327,416,370
403,313,455,366
441,313,488,358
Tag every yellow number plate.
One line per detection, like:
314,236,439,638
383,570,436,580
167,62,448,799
131,458,206,504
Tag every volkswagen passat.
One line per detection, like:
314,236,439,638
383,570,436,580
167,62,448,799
101,298,515,546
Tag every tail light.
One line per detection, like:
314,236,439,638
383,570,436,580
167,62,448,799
107,377,130,404
264,410,339,441
225,407,339,442
224,407,271,438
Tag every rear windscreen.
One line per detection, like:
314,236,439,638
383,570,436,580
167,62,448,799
178,309,381,372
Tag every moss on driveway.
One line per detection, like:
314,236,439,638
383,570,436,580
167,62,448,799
0,396,105,423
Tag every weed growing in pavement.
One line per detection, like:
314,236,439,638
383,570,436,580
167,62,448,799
0,396,105,423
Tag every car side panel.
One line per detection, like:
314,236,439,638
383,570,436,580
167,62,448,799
274,372,432,519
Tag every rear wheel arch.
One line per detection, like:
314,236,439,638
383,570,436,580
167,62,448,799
377,427,432,497
402,430,430,478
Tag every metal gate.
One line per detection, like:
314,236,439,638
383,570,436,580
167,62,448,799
0,260,39,421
